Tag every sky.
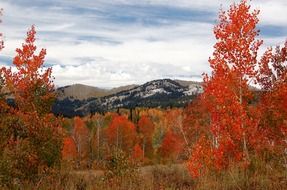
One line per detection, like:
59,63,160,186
0,0,286,88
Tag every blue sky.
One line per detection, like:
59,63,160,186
0,0,286,88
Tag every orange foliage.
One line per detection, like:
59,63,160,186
159,130,183,159
138,115,155,138
188,136,213,178
74,116,89,138
3,25,54,114
0,26,62,183
165,109,183,130
132,144,144,161
138,115,155,157
183,98,210,144
188,0,263,176
62,137,77,161
256,41,287,154
72,117,89,161
106,115,136,153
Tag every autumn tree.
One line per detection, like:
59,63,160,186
86,114,105,166
3,26,55,114
183,97,210,148
158,130,183,161
137,115,155,159
72,116,89,168
0,26,62,186
164,108,191,157
188,0,263,176
62,137,77,161
106,115,137,155
256,41,287,158
188,135,213,177
132,144,144,162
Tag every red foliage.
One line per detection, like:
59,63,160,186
72,117,89,161
62,137,77,160
137,115,155,158
188,136,213,178
106,115,137,153
3,25,54,114
183,98,210,141
138,115,155,138
188,0,263,176
159,130,183,159
132,144,144,161
74,117,89,138
257,41,287,90
256,41,287,154
0,25,62,182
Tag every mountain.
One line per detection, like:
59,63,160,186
56,83,138,100
52,79,203,117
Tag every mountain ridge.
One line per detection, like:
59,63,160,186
53,79,203,117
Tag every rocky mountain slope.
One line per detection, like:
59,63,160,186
52,79,203,117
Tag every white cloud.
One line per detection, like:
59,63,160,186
0,0,286,88
251,0,287,26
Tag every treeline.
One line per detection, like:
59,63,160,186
61,108,186,169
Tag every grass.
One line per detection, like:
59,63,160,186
1,160,286,190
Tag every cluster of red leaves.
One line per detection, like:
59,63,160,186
73,116,89,142
62,111,186,165
62,137,77,161
188,136,213,177
255,42,287,154
2,26,55,115
159,130,183,159
0,24,62,184
138,115,155,140
132,143,144,161
72,117,89,160
187,0,287,177
106,115,137,153
137,115,155,158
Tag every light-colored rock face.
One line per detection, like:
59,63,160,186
184,84,204,96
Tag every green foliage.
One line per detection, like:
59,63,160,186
34,124,62,167
152,126,165,150
105,148,138,178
